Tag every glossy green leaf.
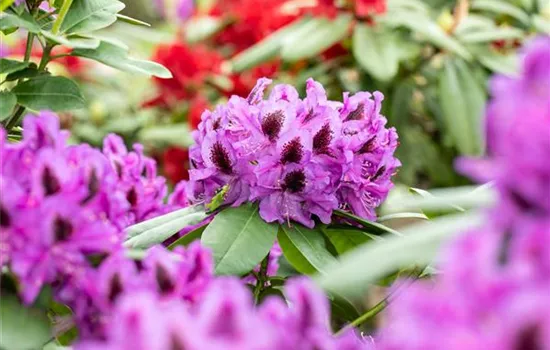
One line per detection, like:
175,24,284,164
0,11,41,33
72,41,172,78
115,14,150,27
281,14,352,62
0,90,16,121
470,46,519,75
42,32,101,49
278,224,336,275
0,58,30,75
333,210,403,236
328,293,362,323
5,65,49,82
201,204,278,276
230,18,310,72
353,24,400,82
317,212,485,299
322,227,380,255
60,0,125,34
438,58,485,156
168,224,207,249
471,0,530,25
0,294,51,350
13,76,86,111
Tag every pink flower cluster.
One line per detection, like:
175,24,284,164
373,37,550,350
186,78,400,228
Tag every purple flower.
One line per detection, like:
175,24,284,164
189,78,399,227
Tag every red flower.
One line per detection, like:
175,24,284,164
188,95,210,130
355,0,386,18
146,42,223,108
162,146,190,184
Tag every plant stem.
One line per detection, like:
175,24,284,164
5,106,26,130
51,0,73,34
23,32,34,62
38,44,53,70
253,253,270,304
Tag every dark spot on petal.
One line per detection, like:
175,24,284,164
114,161,123,178
42,166,60,196
282,170,306,193
371,166,386,181
82,169,100,204
313,123,333,155
359,137,376,154
0,206,10,228
126,188,138,207
498,231,513,265
261,111,284,141
170,334,186,350
108,273,123,303
303,109,316,123
509,189,545,216
155,265,175,294
212,118,221,131
210,142,233,174
281,138,304,164
53,217,73,242
346,103,364,121
515,325,542,350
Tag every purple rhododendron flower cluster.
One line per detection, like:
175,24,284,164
0,113,184,304
373,37,550,350
77,276,369,350
186,78,400,227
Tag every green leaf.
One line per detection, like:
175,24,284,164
458,27,524,43
0,90,16,121
41,31,101,49
0,11,41,33
281,14,352,62
201,204,278,276
184,16,224,43
532,15,550,34
60,0,125,34
5,65,49,82
230,18,310,72
13,76,86,112
328,293,361,324
316,212,485,299
0,58,30,75
278,224,336,275
168,224,207,249
124,205,208,249
0,0,15,11
333,210,403,236
438,58,485,156
353,24,400,82
0,294,51,350
322,227,380,255
138,124,193,147
471,0,530,25
470,45,519,76
72,41,172,78
115,14,150,27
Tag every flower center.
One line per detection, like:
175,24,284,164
281,137,304,164
210,142,233,174
261,110,284,141
282,170,307,193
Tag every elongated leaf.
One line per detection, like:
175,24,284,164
469,45,519,76
116,14,150,27
0,11,41,33
0,90,16,121
0,58,30,75
378,212,429,222
124,208,208,249
72,41,172,78
333,210,402,236
5,66,48,82
322,227,380,255
13,76,85,111
438,58,485,156
168,225,207,249
353,24,400,82
201,204,278,276
60,0,125,34
125,205,205,239
317,212,484,299
230,18,310,72
0,294,51,350
278,224,336,275
281,14,352,62
458,27,524,43
471,0,530,25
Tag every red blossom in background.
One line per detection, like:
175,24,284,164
162,146,190,184
355,0,387,17
146,42,223,108
227,61,282,98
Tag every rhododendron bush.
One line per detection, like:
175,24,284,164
1,1,550,349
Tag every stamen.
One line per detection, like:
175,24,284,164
261,111,284,141
313,123,333,154
281,138,304,164
210,142,233,174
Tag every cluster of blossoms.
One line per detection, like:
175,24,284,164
0,112,183,304
186,78,399,227
76,275,369,350
373,37,550,350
